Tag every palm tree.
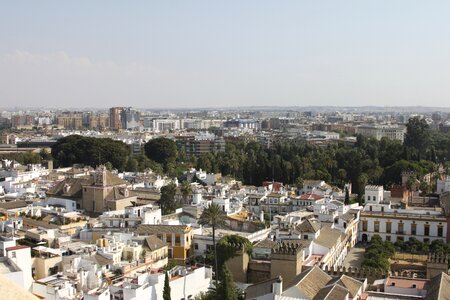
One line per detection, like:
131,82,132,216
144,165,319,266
180,181,192,204
198,202,226,280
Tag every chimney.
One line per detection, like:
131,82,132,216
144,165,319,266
273,276,283,295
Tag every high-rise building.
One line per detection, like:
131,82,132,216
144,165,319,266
121,107,141,130
109,107,124,130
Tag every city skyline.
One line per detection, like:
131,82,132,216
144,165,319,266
2,1,450,108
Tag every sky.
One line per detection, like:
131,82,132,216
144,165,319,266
1,1,450,109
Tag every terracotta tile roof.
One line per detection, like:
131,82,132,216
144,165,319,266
335,275,363,298
144,235,166,251
136,224,191,235
6,245,29,251
314,284,348,300
315,226,345,249
254,239,277,249
46,177,92,198
0,200,29,210
296,219,321,233
425,272,450,300
299,193,323,201
286,265,332,299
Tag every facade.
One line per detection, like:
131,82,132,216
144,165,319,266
356,124,406,142
359,205,447,244
175,134,226,156
136,224,193,262
56,112,83,130
360,186,447,244
152,119,180,132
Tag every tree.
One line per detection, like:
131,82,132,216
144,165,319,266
163,271,171,300
406,175,417,205
295,177,304,194
215,265,239,300
144,138,178,170
51,135,131,171
198,203,227,279
404,117,431,160
40,148,52,161
357,173,369,205
160,183,177,215
126,157,139,172
105,161,113,171
180,181,192,204
344,187,350,205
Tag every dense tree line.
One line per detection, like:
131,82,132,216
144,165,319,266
49,118,450,199
171,118,447,199
139,118,449,201
51,135,132,171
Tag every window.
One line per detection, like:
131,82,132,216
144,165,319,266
411,224,417,235
398,223,404,234
424,225,430,236
194,243,198,250
386,222,391,233
362,221,368,231
11,251,16,258
397,236,404,242
438,226,443,237
374,221,380,233
373,196,376,201
303,235,308,240
424,238,430,244
175,235,181,244
386,235,391,241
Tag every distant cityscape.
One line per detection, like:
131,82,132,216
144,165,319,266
1,105,450,299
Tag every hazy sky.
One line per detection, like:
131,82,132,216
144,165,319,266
2,1,450,108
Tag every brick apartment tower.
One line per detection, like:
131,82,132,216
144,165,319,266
109,107,124,130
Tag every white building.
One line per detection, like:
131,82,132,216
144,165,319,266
356,124,406,142
359,186,447,243
437,176,450,194
98,204,162,227
0,244,33,291
103,266,212,300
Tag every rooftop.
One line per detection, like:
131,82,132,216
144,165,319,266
0,260,18,274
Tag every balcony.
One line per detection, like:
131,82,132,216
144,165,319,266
396,230,404,235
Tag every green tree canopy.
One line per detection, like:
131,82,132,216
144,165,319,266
163,271,171,300
144,138,178,170
51,135,131,171
160,183,177,215
404,117,431,160
216,235,253,269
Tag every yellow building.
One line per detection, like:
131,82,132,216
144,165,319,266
136,224,193,263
